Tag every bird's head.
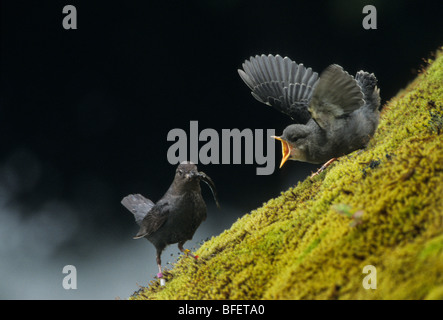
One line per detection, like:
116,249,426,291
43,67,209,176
176,161,200,182
175,161,220,208
272,124,310,168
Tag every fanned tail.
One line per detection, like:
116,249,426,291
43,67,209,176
355,70,381,111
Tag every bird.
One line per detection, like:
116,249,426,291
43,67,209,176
121,161,220,279
238,54,381,177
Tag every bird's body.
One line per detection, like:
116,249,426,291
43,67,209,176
144,180,207,251
284,103,378,164
238,54,381,171
121,162,219,278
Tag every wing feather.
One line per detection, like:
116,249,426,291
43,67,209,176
238,54,319,123
308,64,364,129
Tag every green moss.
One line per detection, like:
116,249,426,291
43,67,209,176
131,48,443,300
419,234,443,260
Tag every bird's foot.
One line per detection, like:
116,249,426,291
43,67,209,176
310,158,337,179
183,249,199,260
157,272,166,286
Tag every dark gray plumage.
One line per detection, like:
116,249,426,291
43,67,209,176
238,54,381,173
121,161,220,278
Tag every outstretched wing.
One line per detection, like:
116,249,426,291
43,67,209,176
238,54,319,124
308,64,364,130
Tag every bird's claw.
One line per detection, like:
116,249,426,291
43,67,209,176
310,167,326,179
310,170,321,179
183,249,199,260
310,158,337,179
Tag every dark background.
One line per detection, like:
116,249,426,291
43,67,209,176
1,0,442,299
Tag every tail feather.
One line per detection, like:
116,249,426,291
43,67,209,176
355,71,381,111
121,194,154,226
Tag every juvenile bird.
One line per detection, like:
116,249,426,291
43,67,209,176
238,54,381,177
121,161,220,279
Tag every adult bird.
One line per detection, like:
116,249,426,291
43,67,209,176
121,161,220,280
238,54,381,177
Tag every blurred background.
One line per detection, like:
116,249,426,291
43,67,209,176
1,0,442,299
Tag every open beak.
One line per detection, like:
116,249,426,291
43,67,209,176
271,136,292,168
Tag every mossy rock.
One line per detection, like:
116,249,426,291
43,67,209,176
131,48,443,300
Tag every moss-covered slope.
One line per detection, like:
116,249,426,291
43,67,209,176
132,48,443,300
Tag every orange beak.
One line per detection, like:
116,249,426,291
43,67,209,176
271,136,292,168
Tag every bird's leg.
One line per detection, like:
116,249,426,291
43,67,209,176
156,249,163,278
178,242,199,260
156,249,167,286
310,158,337,179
